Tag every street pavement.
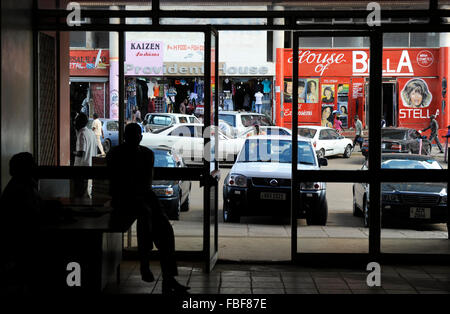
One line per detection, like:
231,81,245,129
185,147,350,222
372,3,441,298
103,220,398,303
124,148,449,260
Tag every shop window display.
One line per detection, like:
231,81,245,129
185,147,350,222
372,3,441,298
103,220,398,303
220,77,273,118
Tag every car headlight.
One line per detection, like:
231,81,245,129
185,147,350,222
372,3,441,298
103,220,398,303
440,195,447,205
153,187,174,196
300,182,322,190
227,174,247,187
382,193,399,202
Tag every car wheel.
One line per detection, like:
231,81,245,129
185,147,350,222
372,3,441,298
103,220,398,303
103,139,111,154
317,148,325,159
181,193,190,212
363,197,369,228
343,144,352,158
352,187,362,217
306,197,328,226
223,202,240,223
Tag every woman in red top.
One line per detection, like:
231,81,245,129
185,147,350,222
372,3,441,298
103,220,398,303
333,113,343,134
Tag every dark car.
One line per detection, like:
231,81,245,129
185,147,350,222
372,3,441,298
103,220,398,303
150,146,191,220
361,127,432,159
87,118,119,153
353,154,447,227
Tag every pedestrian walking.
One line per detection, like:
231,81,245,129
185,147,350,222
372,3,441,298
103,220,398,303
421,115,444,153
92,113,105,156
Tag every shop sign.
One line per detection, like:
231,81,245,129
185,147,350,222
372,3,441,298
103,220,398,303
397,77,440,129
282,48,438,77
124,62,268,76
70,49,109,76
125,41,164,75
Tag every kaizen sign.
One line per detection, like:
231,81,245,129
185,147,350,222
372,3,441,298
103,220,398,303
125,41,164,76
282,48,438,77
70,49,109,76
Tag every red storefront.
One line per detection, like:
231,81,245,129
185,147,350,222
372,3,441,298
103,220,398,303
70,49,110,118
276,48,450,139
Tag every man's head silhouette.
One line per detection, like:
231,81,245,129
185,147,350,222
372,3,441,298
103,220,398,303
75,112,88,131
124,123,142,146
10,152,36,178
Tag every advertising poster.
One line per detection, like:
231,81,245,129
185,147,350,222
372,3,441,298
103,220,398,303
306,79,319,103
321,104,334,128
321,84,335,104
398,77,439,130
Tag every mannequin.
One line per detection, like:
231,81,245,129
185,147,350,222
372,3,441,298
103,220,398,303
262,78,271,94
223,78,232,93
153,82,160,98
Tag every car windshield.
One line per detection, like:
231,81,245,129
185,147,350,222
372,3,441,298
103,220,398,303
241,115,272,127
381,158,442,169
298,128,317,138
153,150,176,167
237,139,316,165
219,114,236,127
382,129,407,140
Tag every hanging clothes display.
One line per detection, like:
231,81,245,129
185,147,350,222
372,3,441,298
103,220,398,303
126,78,137,121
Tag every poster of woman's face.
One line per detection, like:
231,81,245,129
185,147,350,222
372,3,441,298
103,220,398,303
321,84,335,104
306,79,319,103
284,79,292,103
298,79,306,103
401,78,432,108
321,105,334,127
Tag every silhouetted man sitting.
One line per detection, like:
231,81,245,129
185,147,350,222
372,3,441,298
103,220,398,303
106,123,189,294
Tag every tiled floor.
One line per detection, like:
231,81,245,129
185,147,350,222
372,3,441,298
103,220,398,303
103,261,450,294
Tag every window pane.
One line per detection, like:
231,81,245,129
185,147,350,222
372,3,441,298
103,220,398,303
410,33,439,47
383,33,409,47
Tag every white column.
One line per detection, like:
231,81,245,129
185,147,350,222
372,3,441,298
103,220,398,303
109,6,120,119
272,5,285,61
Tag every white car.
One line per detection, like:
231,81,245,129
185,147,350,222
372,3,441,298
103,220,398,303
298,126,353,158
140,123,243,164
143,113,201,132
223,135,328,225
218,111,273,136
238,126,292,138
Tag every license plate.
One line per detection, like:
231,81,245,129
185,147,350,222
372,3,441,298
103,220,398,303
260,192,286,200
409,207,431,219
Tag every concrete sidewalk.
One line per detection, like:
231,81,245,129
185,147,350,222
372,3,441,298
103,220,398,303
103,260,450,294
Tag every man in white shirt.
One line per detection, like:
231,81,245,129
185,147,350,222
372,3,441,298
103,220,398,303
92,113,105,156
74,112,98,198
254,91,264,114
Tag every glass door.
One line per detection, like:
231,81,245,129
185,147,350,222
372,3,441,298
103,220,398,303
204,28,220,272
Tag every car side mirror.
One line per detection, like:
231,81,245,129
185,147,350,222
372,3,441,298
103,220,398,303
318,158,328,167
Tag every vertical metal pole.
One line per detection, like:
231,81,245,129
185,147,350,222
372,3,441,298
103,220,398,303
119,31,124,145
152,0,160,26
204,29,212,270
291,33,299,261
368,30,383,260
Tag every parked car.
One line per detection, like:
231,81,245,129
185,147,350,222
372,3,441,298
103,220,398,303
143,113,201,132
298,126,353,158
353,154,447,227
87,118,119,153
361,127,432,159
148,146,191,220
238,126,292,138
140,123,243,164
223,135,329,225
218,111,273,135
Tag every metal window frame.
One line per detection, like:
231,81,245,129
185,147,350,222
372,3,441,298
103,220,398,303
32,0,450,266
292,30,449,265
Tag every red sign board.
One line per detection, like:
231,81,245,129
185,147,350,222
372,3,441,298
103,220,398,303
70,49,109,76
280,48,439,77
397,77,440,130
